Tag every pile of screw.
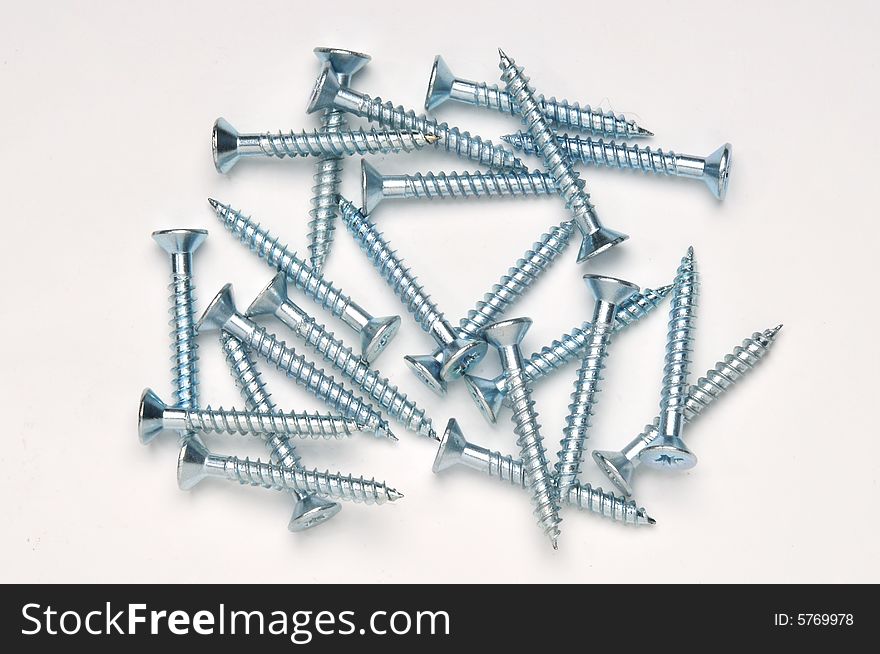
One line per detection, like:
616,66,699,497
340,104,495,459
139,47,780,546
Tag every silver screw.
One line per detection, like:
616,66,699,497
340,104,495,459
464,284,672,423
212,118,437,174
556,275,639,497
147,229,207,448
641,247,699,469
433,419,655,526
247,273,437,440
484,318,561,549
425,55,652,140
138,387,375,442
594,326,782,495
307,63,527,172
337,197,488,394
177,438,403,505
503,131,733,200
208,199,400,364
499,49,628,262
308,48,371,274
196,283,395,441
361,159,581,215
220,333,339,532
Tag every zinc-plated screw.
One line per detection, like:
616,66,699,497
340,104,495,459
197,283,395,441
138,387,375,442
221,333,339,532
308,48,371,274
212,118,437,174
641,247,699,470
502,132,733,200
337,197,488,394
484,318,561,549
499,49,628,263
464,284,672,423
208,199,401,364
361,159,580,215
147,229,208,448
307,64,527,172
433,419,655,526
425,55,652,140
556,275,639,497
247,273,436,440
177,439,403,504
593,326,782,496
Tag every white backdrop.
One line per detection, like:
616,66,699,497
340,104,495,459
1,0,878,583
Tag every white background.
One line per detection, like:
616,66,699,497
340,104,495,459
1,0,878,583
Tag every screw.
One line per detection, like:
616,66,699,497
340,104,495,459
433,419,655,526
247,273,436,440
196,283,395,440
464,284,672,423
138,387,377,442
499,49,628,262
220,333,339,532
147,229,207,448
307,63,527,172
593,326,782,496
556,275,639,497
212,118,437,174
425,55,652,140
503,132,732,200
640,247,699,469
337,196,488,394
308,48,371,274
208,199,401,364
361,159,581,215
484,318,561,549
177,438,403,504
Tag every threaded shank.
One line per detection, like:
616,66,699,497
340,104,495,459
403,170,561,200
168,272,199,409
257,127,434,158
307,109,345,273
186,406,360,439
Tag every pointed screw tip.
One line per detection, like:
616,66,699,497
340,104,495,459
207,197,220,209
655,282,675,296
646,515,657,525
638,127,655,137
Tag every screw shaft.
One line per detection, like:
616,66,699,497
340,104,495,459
172,404,365,439
242,127,435,158
397,170,567,201
307,110,345,274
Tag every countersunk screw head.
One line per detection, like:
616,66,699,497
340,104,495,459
361,159,385,215
246,272,287,318
576,226,629,264
138,388,168,445
584,274,640,305
403,354,448,396
152,228,208,256
639,435,697,470
307,64,341,114
463,375,503,424
360,315,401,364
288,495,343,532
212,117,241,174
432,418,468,473
196,283,237,334
483,317,532,348
440,338,488,381
313,47,371,77
704,142,733,200
591,449,636,497
424,55,455,111
177,438,210,490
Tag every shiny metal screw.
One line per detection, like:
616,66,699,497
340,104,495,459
641,247,699,469
361,159,580,215
464,284,672,423
433,419,655,526
503,131,732,200
556,275,639,497
307,64,527,172
138,387,375,442
147,229,208,448
337,196,488,394
197,283,395,440
484,318,561,549
425,55,652,139
221,333,339,532
212,118,436,174
499,49,628,262
177,439,403,504
208,199,400,363
593,326,782,496
247,273,436,440
308,48,371,274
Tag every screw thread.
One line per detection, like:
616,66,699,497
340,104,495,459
458,221,575,339
505,368,562,546
338,197,449,335
307,110,346,274
241,322,391,438
168,272,199,409
184,406,362,439
355,95,526,171
402,170,561,200
556,318,613,494
257,127,434,158
218,456,402,504
286,311,435,439
211,201,356,323
499,55,597,231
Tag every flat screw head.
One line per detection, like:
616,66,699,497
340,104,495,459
404,353,448,396
440,338,488,381
576,226,629,263
246,272,288,318
313,47,371,78
463,375,503,424
592,449,636,496
424,55,456,111
152,229,208,256
583,274,640,306
360,159,385,215
432,419,469,473
483,317,532,349
639,435,697,470
212,117,240,174
704,142,733,200
288,496,342,532
138,388,168,445
307,64,341,114
360,315,401,364
177,438,210,490
196,283,237,334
